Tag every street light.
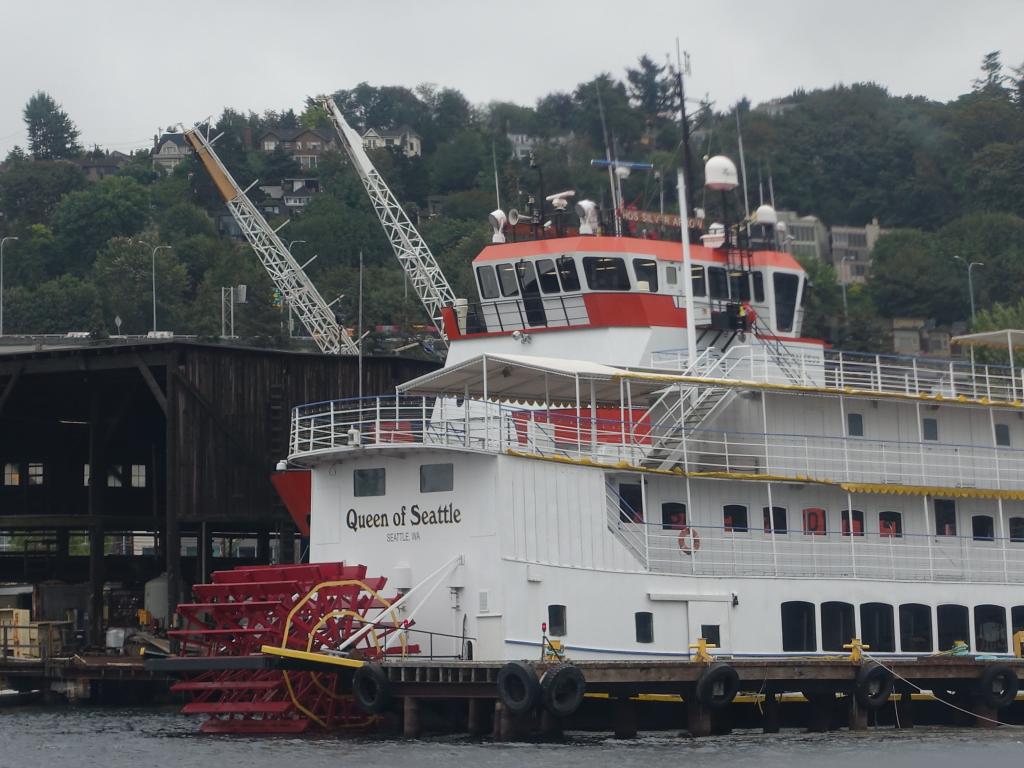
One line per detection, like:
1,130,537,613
134,240,173,332
840,254,853,316
954,255,984,324
0,236,19,337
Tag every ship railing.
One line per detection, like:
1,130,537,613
290,396,1024,492
624,519,1024,584
649,345,1024,402
605,482,649,568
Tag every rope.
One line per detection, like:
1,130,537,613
862,651,1022,729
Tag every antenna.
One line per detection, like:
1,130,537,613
595,80,621,236
675,39,697,243
492,140,501,210
735,109,751,234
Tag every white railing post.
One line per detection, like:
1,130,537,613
912,358,920,395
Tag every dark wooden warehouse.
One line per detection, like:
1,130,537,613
0,340,436,641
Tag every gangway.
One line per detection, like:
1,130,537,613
318,96,456,343
183,126,359,355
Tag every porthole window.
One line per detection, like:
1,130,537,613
548,604,567,637
635,612,654,643
354,467,386,497
419,463,453,493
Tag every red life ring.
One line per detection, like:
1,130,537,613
678,526,701,555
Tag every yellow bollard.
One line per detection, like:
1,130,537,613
1013,630,1024,659
843,637,870,662
689,637,717,663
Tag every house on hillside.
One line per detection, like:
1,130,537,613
281,178,320,210
75,151,130,181
257,127,337,169
776,211,829,261
361,126,422,158
833,218,885,285
152,133,192,173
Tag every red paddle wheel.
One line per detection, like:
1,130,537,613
169,563,416,734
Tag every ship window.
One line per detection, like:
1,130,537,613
752,271,765,302
548,604,567,636
583,256,631,291
781,601,816,652
633,258,658,292
701,624,721,648
1013,606,1024,635
995,423,1011,446
536,258,561,294
922,417,938,441
691,265,707,297
419,463,453,493
708,267,728,299
880,511,903,537
556,256,581,291
773,273,799,332
899,603,933,652
618,482,643,523
723,504,748,533
1010,517,1024,542
662,502,686,530
27,463,43,486
937,604,969,651
802,507,827,535
934,499,957,536
763,506,788,534
972,514,995,541
3,463,19,486
496,263,519,297
730,272,751,302
635,612,654,643
860,603,895,652
847,412,864,437
821,601,855,651
975,605,1007,653
841,509,864,537
475,265,499,299
354,467,386,497
666,266,678,285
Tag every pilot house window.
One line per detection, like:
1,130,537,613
419,463,453,493
556,256,581,291
475,265,499,298
536,258,561,294
354,468,386,497
583,256,631,290
633,259,658,292
496,263,519,297
773,273,799,332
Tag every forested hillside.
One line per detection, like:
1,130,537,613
2,52,1024,353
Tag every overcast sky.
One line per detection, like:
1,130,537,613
2,0,1023,157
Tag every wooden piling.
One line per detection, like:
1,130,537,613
686,695,712,737
762,692,781,733
894,691,914,729
972,697,998,729
403,696,421,738
613,697,638,739
847,694,868,731
467,698,489,736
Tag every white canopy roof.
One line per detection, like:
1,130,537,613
951,330,1024,350
397,352,675,403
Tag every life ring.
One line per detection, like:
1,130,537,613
678,526,701,555
352,662,391,714
977,664,1019,709
497,660,541,714
540,663,586,717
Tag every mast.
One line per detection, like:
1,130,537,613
675,40,698,242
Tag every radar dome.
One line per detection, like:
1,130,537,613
704,155,739,191
755,204,778,225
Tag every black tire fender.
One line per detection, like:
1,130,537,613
854,662,894,709
497,660,541,714
540,663,586,717
352,662,391,714
977,664,1019,710
695,663,740,709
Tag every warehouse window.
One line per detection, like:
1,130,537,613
3,463,20,486
354,468,386,497
131,464,147,488
27,463,44,486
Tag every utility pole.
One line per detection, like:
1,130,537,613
135,240,171,333
954,255,984,324
358,250,364,401
0,236,19,337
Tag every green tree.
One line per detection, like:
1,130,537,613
51,176,151,272
0,156,86,224
972,51,1009,97
23,91,82,160
626,55,676,119
2,275,102,334
92,237,190,334
869,229,961,323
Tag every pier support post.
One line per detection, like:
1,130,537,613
894,692,914,729
847,694,868,731
492,700,530,741
613,697,638,739
403,696,421,738
971,697,998,729
686,694,712,738
467,698,490,736
762,692,781,734
805,692,834,733
540,708,563,738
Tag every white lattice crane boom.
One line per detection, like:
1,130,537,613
183,127,359,355
319,96,456,342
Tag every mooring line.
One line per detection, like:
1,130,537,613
863,651,1022,729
